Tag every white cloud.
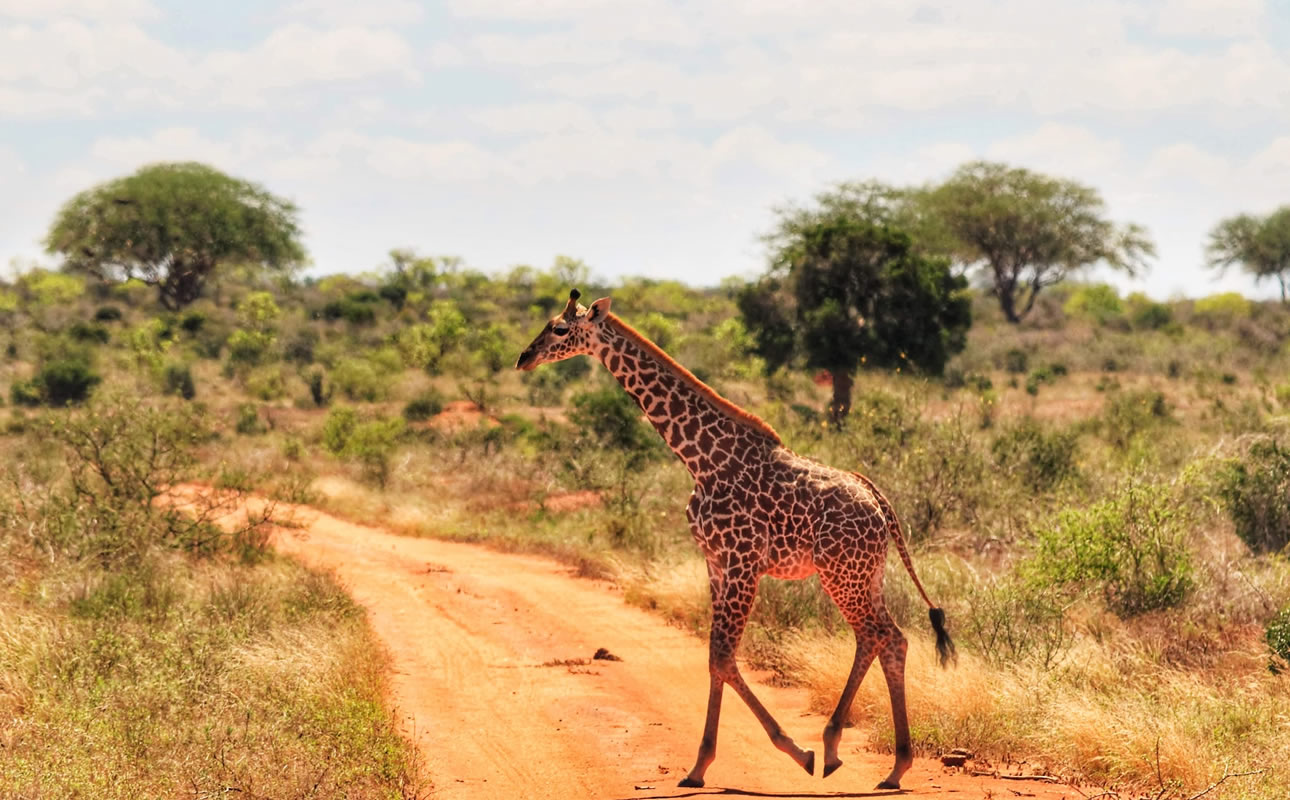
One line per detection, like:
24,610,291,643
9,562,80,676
200,25,420,104
986,124,1126,180
0,0,157,20
281,0,424,27
1149,0,1265,38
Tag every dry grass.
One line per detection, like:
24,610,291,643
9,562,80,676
0,553,426,799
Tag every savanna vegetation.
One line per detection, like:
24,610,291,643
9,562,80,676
4,161,1290,799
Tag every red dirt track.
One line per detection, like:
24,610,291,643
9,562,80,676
179,487,1088,800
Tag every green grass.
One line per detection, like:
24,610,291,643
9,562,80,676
0,552,424,799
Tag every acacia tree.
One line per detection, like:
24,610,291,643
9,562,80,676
1206,207,1290,303
740,194,970,423
46,162,305,309
922,161,1154,323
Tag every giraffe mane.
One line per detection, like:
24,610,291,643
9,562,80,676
606,313,782,445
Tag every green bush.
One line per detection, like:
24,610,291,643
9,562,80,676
402,389,444,422
226,329,273,366
244,366,286,401
378,284,407,309
1026,483,1194,618
1267,606,1290,674
93,305,123,322
1101,388,1170,449
331,358,390,402
345,418,405,487
17,359,103,407
991,418,1078,492
322,407,359,455
569,388,658,454
1002,348,1029,374
235,403,265,435
162,363,196,400
961,576,1070,669
1063,283,1123,325
10,379,43,407
1217,439,1290,555
283,328,317,364
1128,294,1172,330
306,368,330,407
68,321,110,344
320,297,376,325
179,310,207,333
1193,292,1251,324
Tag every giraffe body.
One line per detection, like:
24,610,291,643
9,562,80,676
517,291,954,790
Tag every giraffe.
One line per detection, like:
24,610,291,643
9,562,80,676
516,289,955,790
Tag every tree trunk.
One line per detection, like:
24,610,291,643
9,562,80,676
998,289,1022,324
829,368,854,425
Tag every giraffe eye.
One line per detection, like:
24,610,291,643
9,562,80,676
552,324,570,336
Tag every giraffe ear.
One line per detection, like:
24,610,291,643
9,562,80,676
586,297,611,324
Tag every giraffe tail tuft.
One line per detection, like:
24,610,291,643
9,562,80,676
928,607,957,668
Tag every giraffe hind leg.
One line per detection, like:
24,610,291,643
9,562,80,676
875,629,913,789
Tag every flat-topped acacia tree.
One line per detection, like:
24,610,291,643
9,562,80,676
922,161,1154,323
46,162,305,309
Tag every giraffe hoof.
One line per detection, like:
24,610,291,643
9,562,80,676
823,759,842,778
876,779,901,790
678,777,704,788
802,750,815,776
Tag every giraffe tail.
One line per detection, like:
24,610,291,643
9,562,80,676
852,472,957,668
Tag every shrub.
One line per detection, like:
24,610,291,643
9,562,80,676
235,403,265,435
162,363,196,400
179,310,207,333
402,389,444,422
21,359,102,407
306,368,330,407
345,418,405,488
1217,439,1290,555
1026,483,1194,618
1193,292,1251,324
379,284,408,309
10,379,43,407
94,305,123,322
68,321,110,344
991,418,1078,492
322,407,359,455
1128,294,1172,330
244,366,286,401
570,388,659,455
1063,283,1123,325
320,297,376,325
331,358,390,402
1101,388,1170,449
283,328,317,364
1267,606,1290,674
226,329,273,366
1002,348,1028,374
961,577,1071,669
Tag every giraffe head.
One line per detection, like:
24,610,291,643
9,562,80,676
515,288,612,371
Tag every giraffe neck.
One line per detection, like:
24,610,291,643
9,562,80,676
593,314,781,481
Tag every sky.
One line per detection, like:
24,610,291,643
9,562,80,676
3,0,1290,299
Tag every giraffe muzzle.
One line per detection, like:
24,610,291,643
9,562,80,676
515,348,538,371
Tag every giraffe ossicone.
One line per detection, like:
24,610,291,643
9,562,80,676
516,289,956,790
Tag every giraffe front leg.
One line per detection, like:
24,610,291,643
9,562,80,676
678,673,723,787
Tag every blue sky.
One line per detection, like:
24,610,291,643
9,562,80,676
3,0,1290,298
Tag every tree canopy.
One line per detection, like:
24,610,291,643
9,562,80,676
741,190,971,422
921,161,1154,323
1206,206,1290,303
46,162,306,309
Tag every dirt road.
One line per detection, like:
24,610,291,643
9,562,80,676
188,489,1086,800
